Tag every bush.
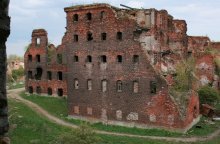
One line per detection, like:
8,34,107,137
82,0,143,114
55,124,101,144
11,66,24,81
172,57,195,92
198,86,220,106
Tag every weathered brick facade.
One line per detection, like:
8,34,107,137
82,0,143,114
24,3,220,132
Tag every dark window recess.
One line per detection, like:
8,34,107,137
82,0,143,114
74,35,78,42
35,67,43,80
86,55,92,63
28,86,33,94
87,32,93,41
101,33,107,40
57,54,63,64
57,89,63,97
36,54,41,62
117,80,122,92
117,32,122,40
87,12,92,20
73,14,78,22
36,38,41,46
74,55,79,62
47,71,52,80
47,88,52,95
28,55,32,62
150,81,157,94
101,55,107,63
36,86,41,94
117,55,122,63
188,51,192,57
28,71,33,79
100,11,105,19
57,71,63,80
133,55,139,63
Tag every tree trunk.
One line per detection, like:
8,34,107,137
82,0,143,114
0,0,10,143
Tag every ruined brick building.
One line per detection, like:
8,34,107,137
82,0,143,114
24,3,220,132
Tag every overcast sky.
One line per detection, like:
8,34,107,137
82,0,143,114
7,0,220,56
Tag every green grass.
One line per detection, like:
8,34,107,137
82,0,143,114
7,98,180,144
8,99,71,144
7,82,24,89
9,95,220,144
20,92,220,138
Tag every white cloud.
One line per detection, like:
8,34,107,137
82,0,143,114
127,1,145,8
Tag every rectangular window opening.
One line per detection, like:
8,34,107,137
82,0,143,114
150,81,157,94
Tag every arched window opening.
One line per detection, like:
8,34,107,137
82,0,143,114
87,12,92,20
101,55,107,63
102,79,107,92
74,55,79,62
36,38,41,46
100,11,105,19
117,80,122,92
28,55,32,62
150,81,157,94
35,67,43,80
28,86,33,94
28,71,33,79
47,71,52,80
87,32,93,41
36,86,41,94
73,14,78,22
74,34,78,42
57,71,63,80
133,55,139,63
117,32,122,40
87,79,92,90
133,81,139,93
101,33,107,40
117,55,122,63
57,54,62,64
48,87,52,95
86,55,92,63
74,79,79,89
36,54,41,62
58,88,63,97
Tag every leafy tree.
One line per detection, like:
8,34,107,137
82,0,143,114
7,54,23,63
198,85,220,106
55,124,101,144
172,57,196,92
11,66,24,81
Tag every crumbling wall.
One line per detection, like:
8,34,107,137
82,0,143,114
24,29,67,97
63,4,200,131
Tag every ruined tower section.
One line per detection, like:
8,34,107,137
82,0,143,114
187,36,220,89
24,29,67,96
64,4,199,132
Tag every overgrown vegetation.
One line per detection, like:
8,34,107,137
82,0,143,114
214,57,220,76
172,57,196,92
11,66,24,81
54,124,101,144
198,85,220,106
47,45,55,63
7,82,24,90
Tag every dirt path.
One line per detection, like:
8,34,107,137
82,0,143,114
8,88,220,143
